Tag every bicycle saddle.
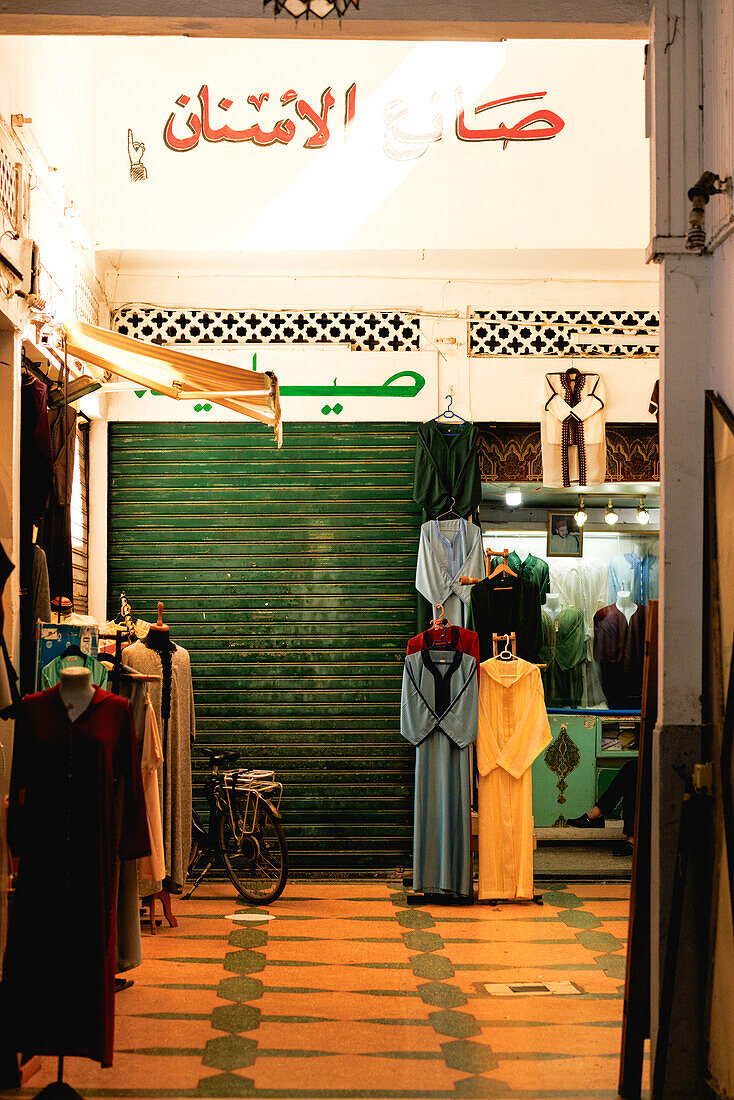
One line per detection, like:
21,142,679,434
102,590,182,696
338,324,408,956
200,747,240,764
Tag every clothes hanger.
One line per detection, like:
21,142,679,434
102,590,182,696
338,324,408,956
61,644,85,660
428,604,450,644
432,393,468,433
487,548,517,590
497,633,516,661
435,497,459,521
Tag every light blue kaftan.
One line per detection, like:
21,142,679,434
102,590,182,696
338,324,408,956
400,648,478,896
415,518,485,627
608,551,659,605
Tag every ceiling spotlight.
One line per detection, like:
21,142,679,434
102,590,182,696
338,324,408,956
605,498,619,526
574,499,588,527
505,488,523,507
637,498,650,525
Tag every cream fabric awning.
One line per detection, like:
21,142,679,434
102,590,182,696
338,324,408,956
64,320,282,444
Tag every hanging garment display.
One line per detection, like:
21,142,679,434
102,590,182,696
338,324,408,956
549,557,608,708
415,518,485,626
138,690,166,884
539,606,585,708
0,543,18,717
40,650,109,690
124,639,195,892
19,376,54,696
38,403,77,603
541,368,606,488
468,573,542,662
3,686,149,1066
593,603,647,709
400,647,478,897
649,380,659,421
406,624,481,678
412,421,482,521
476,657,551,900
490,550,550,605
608,550,659,605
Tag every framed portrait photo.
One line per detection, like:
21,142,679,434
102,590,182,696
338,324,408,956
546,509,583,558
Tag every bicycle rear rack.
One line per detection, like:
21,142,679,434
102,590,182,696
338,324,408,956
221,769,283,812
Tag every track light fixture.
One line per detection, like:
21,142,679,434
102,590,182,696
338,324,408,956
574,499,588,527
636,498,650,525
605,498,618,526
505,488,522,508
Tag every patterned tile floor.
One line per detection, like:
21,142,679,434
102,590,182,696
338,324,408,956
14,882,648,1100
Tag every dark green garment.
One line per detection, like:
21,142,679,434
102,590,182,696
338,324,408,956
490,552,550,605
539,607,585,708
412,421,482,521
468,574,542,662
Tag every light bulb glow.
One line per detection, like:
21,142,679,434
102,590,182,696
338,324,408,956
574,499,588,526
637,499,650,525
505,489,523,507
605,499,618,526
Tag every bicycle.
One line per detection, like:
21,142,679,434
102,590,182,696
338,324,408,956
184,747,288,904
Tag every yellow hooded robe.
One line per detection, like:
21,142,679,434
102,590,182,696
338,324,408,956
477,657,552,900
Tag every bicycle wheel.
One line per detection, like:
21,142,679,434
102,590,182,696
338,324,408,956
219,793,288,904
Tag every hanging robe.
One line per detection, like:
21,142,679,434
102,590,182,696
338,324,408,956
549,556,608,708
412,421,482,521
400,648,478,897
593,603,647,709
477,658,551,900
123,640,195,892
138,690,167,884
415,518,485,626
468,573,542,662
406,625,481,681
3,687,149,1066
608,551,659,605
539,607,585,708
541,370,606,488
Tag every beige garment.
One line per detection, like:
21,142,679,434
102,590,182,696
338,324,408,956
541,372,607,488
138,691,166,884
477,658,552,900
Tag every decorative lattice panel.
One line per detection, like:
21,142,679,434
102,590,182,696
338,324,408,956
469,309,659,357
113,307,421,352
0,145,18,228
75,270,100,326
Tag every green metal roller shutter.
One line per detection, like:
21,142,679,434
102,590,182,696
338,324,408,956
107,422,420,872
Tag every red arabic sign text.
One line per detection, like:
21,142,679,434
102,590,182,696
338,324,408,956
163,85,564,158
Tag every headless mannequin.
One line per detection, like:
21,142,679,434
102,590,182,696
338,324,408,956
144,602,174,654
545,593,563,623
615,589,637,623
633,542,646,561
140,603,178,931
59,665,94,721
514,540,532,564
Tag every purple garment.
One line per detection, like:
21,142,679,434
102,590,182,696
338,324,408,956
593,603,646,709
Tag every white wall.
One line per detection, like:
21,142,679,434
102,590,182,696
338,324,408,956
103,251,659,425
92,37,649,253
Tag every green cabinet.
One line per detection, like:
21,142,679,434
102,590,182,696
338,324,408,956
531,714,598,826
532,712,640,826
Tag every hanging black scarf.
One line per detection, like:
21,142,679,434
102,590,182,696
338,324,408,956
560,369,587,488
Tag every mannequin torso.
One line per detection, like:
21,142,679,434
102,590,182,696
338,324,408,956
545,593,563,623
59,665,95,722
615,589,637,623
